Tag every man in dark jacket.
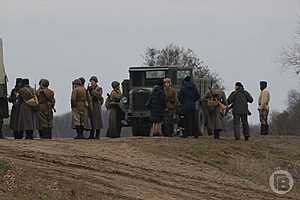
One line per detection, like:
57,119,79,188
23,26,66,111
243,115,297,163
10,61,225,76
178,76,200,138
227,82,253,141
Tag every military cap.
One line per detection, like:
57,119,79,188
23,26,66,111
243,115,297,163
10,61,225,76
73,79,82,86
89,76,98,83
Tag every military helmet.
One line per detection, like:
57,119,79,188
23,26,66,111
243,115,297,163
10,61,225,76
79,77,85,85
111,81,120,89
89,76,98,83
40,79,49,88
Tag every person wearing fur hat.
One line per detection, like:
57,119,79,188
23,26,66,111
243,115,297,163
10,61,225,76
87,76,103,139
8,78,23,139
37,79,55,139
258,81,270,135
106,81,122,138
227,82,253,141
71,79,91,139
17,79,37,139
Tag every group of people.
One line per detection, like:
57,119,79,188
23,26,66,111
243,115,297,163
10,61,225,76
147,76,201,138
0,75,270,141
0,76,123,140
6,78,55,139
147,77,270,141
70,77,123,139
204,81,270,141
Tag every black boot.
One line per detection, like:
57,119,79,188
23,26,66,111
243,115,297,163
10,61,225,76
261,125,266,135
25,130,34,140
0,131,5,139
89,130,95,139
47,128,52,139
214,130,220,140
245,136,250,141
95,130,100,139
15,131,23,139
74,126,84,139
39,130,45,139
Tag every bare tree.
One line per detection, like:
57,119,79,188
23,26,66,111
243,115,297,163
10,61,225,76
143,44,220,83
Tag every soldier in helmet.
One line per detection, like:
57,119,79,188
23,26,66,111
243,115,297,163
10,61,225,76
18,79,37,139
8,78,23,139
71,79,91,139
106,81,122,138
36,79,55,139
87,76,103,139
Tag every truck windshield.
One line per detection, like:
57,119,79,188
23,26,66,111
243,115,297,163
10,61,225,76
145,71,166,87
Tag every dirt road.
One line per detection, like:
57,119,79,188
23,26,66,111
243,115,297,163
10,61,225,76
0,137,299,200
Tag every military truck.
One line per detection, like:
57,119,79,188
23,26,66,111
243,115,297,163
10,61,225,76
120,66,209,136
0,39,9,119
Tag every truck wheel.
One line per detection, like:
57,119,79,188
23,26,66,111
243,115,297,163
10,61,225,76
132,118,151,137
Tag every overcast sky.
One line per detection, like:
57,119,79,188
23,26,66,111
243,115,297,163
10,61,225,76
1,0,299,123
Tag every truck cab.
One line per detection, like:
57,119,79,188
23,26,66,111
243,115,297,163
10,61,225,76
121,66,208,136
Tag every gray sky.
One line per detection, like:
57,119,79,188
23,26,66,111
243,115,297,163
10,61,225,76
1,0,299,123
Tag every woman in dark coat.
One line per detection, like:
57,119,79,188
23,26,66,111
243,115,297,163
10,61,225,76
8,78,23,139
147,79,166,136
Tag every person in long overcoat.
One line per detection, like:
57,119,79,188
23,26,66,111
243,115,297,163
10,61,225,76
162,78,177,137
227,82,253,141
106,81,122,138
37,79,55,139
71,79,91,139
203,84,226,139
18,79,37,139
87,76,103,139
178,76,200,138
8,78,23,139
147,79,166,136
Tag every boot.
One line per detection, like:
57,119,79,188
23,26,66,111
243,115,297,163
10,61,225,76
89,130,95,139
74,127,84,139
245,136,249,141
25,130,34,140
15,131,23,139
95,130,100,139
0,131,5,139
214,130,220,140
47,128,52,139
265,125,269,135
260,125,265,135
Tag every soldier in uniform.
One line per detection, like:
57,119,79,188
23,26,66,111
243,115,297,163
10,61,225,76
106,81,122,138
87,76,103,139
71,79,91,139
18,79,37,139
8,78,23,139
162,78,177,137
203,84,226,139
258,81,270,135
37,79,55,139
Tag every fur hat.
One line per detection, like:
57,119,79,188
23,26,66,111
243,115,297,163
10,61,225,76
79,77,85,85
235,82,244,88
111,81,120,89
73,79,82,86
22,79,30,85
40,79,49,88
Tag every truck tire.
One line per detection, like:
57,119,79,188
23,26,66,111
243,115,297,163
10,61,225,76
132,118,151,137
